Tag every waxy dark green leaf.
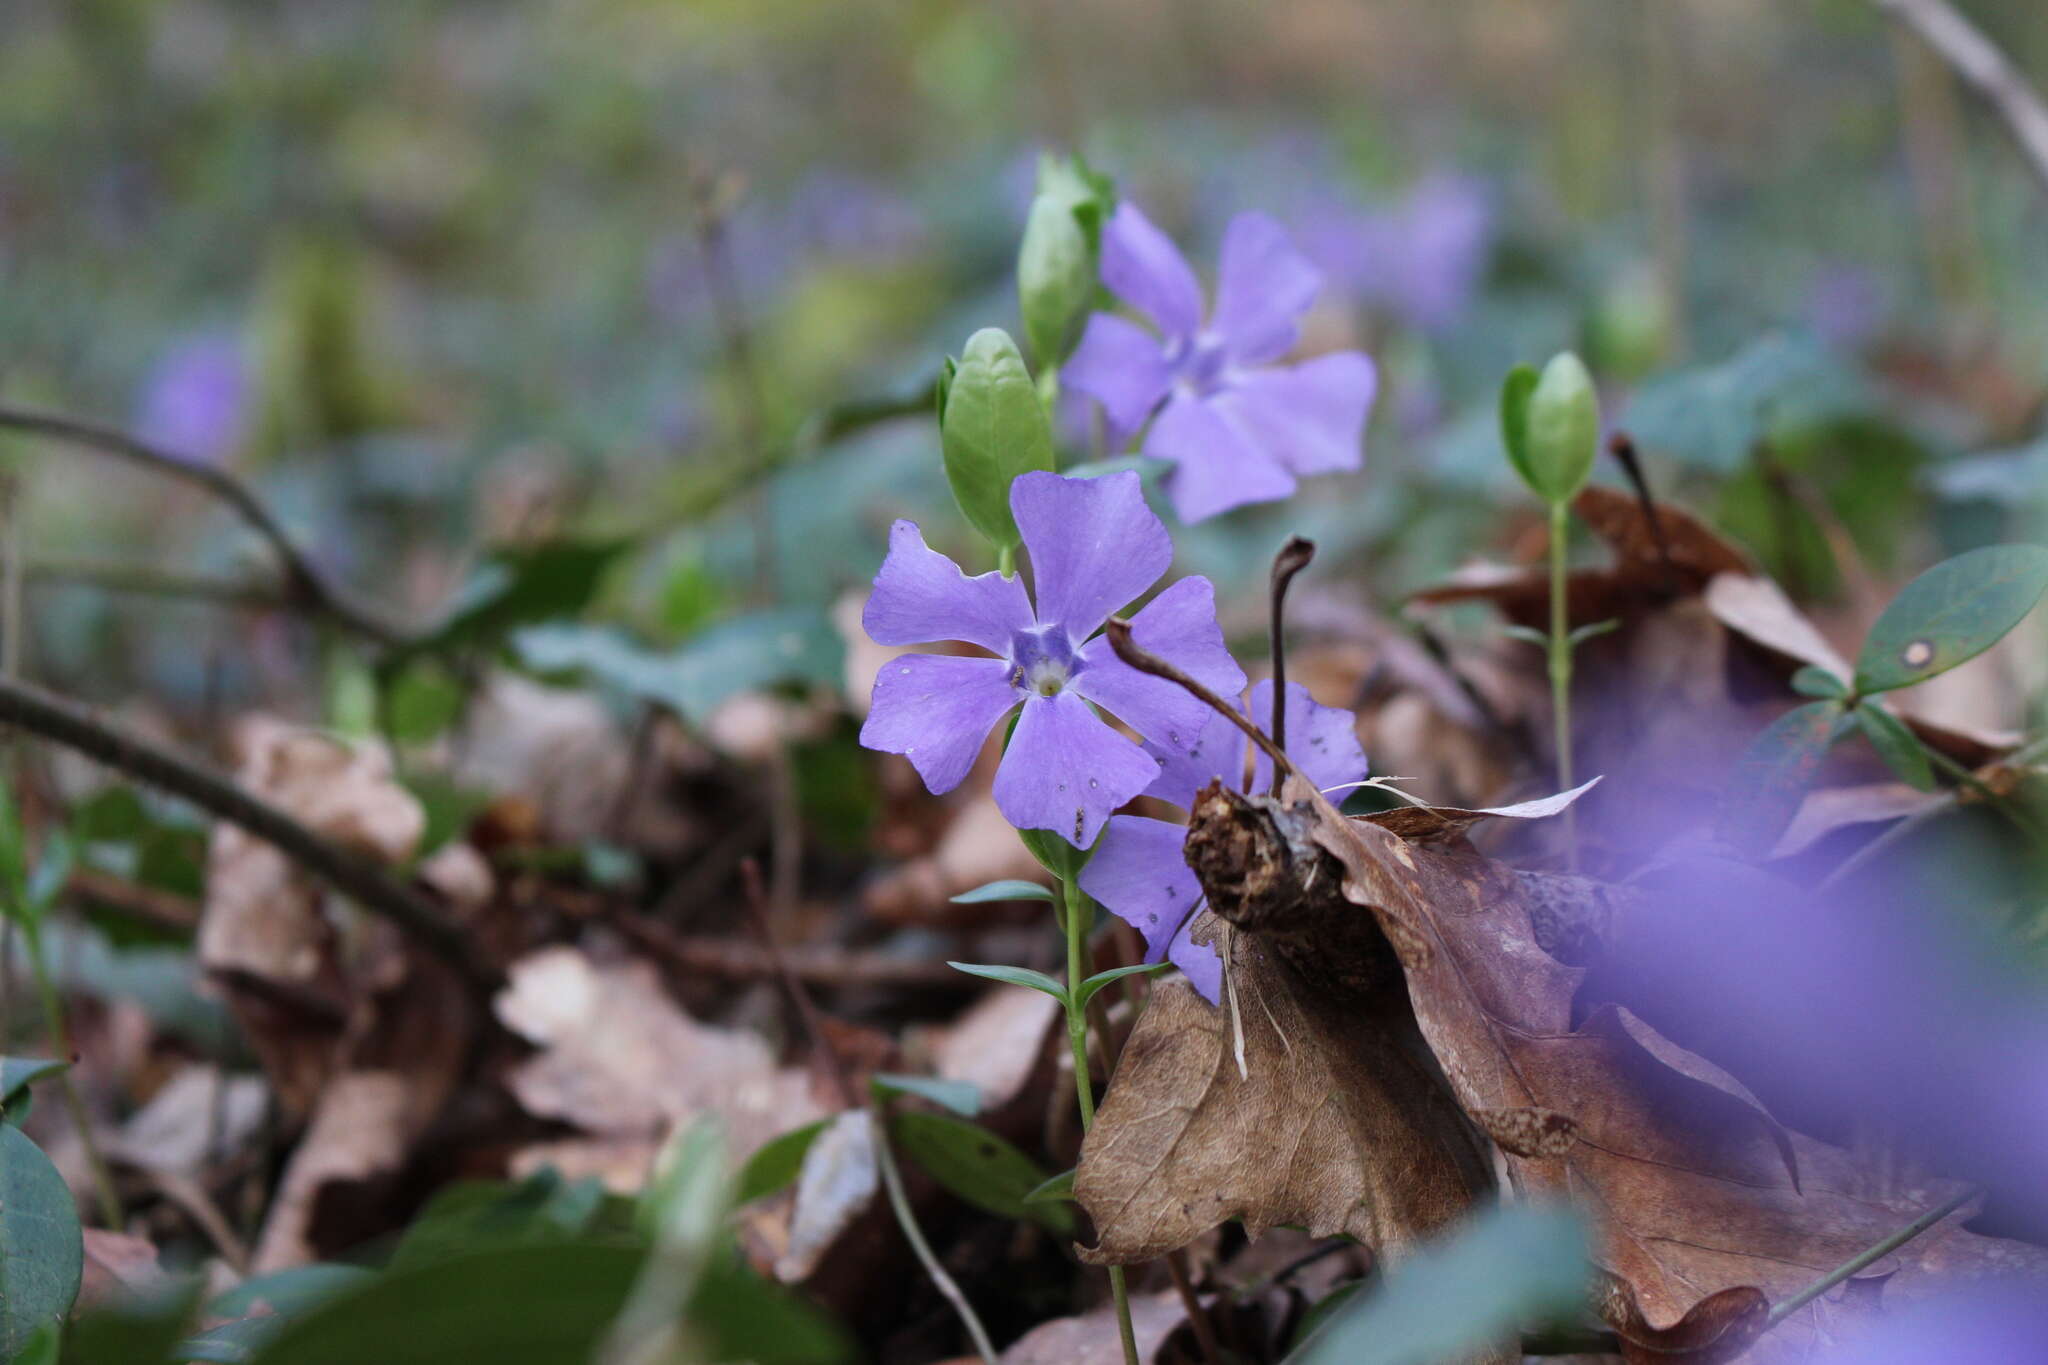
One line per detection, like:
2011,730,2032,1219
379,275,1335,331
1021,1168,1075,1205
1073,961,1171,1009
0,1124,84,1360
938,328,1056,556
889,1111,1076,1237
1853,545,2048,694
1854,704,1935,792
1719,700,1853,850
735,1119,830,1204
1790,666,1849,700
0,1058,66,1122
1498,363,1539,495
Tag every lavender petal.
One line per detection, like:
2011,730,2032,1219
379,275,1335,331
1141,704,1250,812
1062,313,1172,441
859,653,1018,794
1166,917,1224,1005
1143,392,1298,524
1247,679,1370,798
1073,575,1246,755
862,519,1036,651
992,690,1158,849
1100,201,1204,339
1078,813,1202,964
1211,352,1376,477
1010,470,1171,639
1211,213,1322,366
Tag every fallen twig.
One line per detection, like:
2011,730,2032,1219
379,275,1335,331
610,911,975,992
0,676,499,992
0,405,408,646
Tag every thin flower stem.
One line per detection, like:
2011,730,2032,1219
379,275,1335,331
1267,538,1316,795
1762,1186,1975,1329
1061,875,1139,1365
22,923,122,1228
871,1102,998,1364
1547,500,1579,871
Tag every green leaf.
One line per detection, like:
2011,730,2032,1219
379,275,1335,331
0,784,28,917
1017,825,1096,881
177,1314,280,1363
0,1124,84,1359
949,879,1054,905
1853,545,2048,694
869,1073,982,1117
1285,1206,1587,1364
205,1265,376,1322
1500,623,1548,650
1017,154,1110,370
888,1112,1076,1237
1021,1169,1075,1205
389,1169,610,1272
1718,700,1853,851
1073,961,1171,1009
1791,666,1849,700
246,1244,643,1365
1522,352,1600,504
946,961,1067,1004
1566,618,1620,649
685,1255,854,1364
514,607,844,728
1622,334,1869,473
1498,363,1538,495
1854,704,1936,792
0,1058,67,1123
24,832,73,915
938,328,1057,555
735,1120,830,1205
70,1280,205,1365
409,538,631,660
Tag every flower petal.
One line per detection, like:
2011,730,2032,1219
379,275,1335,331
1211,213,1322,366
1211,352,1376,477
1247,679,1369,798
992,690,1158,849
1166,917,1223,1005
862,520,1036,651
1142,392,1297,524
1011,470,1170,639
1078,814,1201,964
1140,703,1250,811
1074,576,1246,758
859,653,1018,794
1100,202,1204,339
1062,313,1172,442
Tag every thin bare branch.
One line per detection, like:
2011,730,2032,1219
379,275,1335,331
1874,0,2048,194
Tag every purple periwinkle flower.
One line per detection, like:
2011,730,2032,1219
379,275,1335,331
1078,680,1367,1001
860,470,1246,848
1062,203,1377,524
134,334,248,466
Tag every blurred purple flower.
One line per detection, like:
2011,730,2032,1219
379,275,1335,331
1298,174,1494,335
1062,203,1377,523
859,470,1245,848
1079,680,1367,1000
1807,1280,2048,1362
133,335,247,465
1803,265,1887,349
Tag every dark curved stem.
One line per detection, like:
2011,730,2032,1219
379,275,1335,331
1103,618,1304,790
1267,537,1316,794
0,405,406,646
0,675,498,994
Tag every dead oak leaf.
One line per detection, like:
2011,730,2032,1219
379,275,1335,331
1293,778,2048,1358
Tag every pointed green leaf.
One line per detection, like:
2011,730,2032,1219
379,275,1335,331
1790,666,1849,700
1854,545,2048,694
1073,961,1171,1010
0,1125,84,1359
869,1072,982,1117
1022,1169,1075,1205
939,328,1057,555
1500,623,1548,650
946,961,1067,1004
888,1112,1076,1237
0,1058,67,1120
735,1120,830,1205
949,880,1055,905
1499,364,1538,495
1718,700,1852,851
1566,618,1620,649
1854,705,1936,793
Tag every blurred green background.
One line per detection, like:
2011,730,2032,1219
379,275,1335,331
3,0,2045,712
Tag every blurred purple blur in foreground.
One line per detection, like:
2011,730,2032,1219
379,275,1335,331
1807,1280,2048,1362
1295,173,1495,334
133,334,248,465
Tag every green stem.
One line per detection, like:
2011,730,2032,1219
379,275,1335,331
872,1101,998,1364
22,924,122,1229
1923,743,2047,842
997,543,1016,578
1547,500,1578,870
1762,1186,1974,1329
1061,875,1139,1365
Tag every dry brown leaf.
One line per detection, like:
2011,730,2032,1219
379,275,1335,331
76,1230,168,1312
998,1290,1187,1364
863,795,1045,928
775,1109,879,1283
925,986,1061,1119
495,946,824,1166
1286,777,2048,1358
